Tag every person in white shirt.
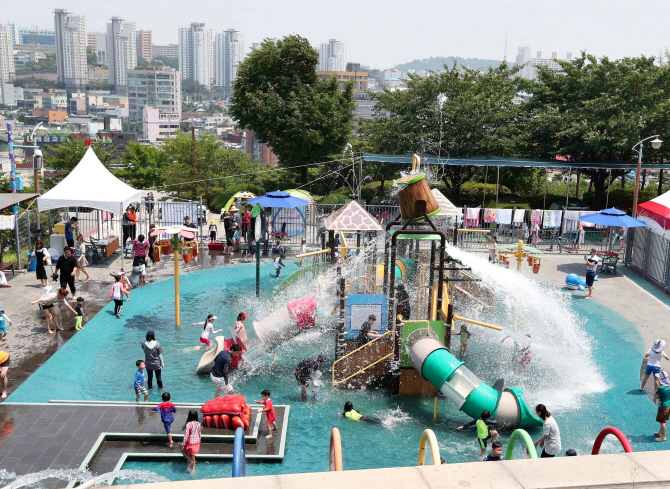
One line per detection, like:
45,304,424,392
534,404,561,458
640,339,669,392
193,314,222,347
584,248,599,299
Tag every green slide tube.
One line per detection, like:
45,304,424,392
505,429,538,459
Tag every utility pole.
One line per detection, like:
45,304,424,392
191,126,196,201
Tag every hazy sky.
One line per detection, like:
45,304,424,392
5,0,670,68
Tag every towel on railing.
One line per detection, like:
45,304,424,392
543,210,563,228
0,215,15,230
484,209,497,223
513,209,526,223
531,210,543,223
465,207,480,227
496,209,513,224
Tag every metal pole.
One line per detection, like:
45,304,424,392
256,241,260,297
633,145,643,217
27,210,31,252
428,241,436,319
199,196,204,245
560,169,571,254
336,266,346,359
174,235,180,326
8,123,21,269
495,167,500,208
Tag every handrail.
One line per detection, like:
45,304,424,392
457,229,490,233
329,427,343,471
346,275,377,294
412,154,421,172
505,429,538,460
453,314,502,331
275,262,330,296
454,285,494,309
332,330,395,385
232,427,246,477
591,427,633,454
296,248,331,258
418,429,441,465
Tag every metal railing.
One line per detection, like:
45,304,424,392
331,330,395,386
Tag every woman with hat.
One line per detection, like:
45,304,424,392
141,330,164,389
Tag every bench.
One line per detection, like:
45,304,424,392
0,252,15,275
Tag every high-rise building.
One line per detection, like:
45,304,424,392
136,30,152,62
107,17,137,94
87,32,98,47
214,29,245,90
0,24,16,83
18,27,56,45
515,46,571,80
178,23,213,88
318,39,346,72
153,44,178,59
128,68,181,122
54,9,88,88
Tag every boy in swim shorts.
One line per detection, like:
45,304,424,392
134,360,148,402
254,390,278,438
457,410,499,459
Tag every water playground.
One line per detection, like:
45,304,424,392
0,160,666,488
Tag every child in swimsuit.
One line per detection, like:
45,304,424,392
343,401,381,424
235,313,249,342
254,389,278,438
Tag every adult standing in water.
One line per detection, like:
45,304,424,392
211,344,242,397
654,371,670,442
294,355,327,398
583,248,599,299
396,284,411,321
141,330,164,389
533,404,562,458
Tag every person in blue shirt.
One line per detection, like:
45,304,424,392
152,392,177,447
64,217,78,248
483,441,505,461
0,307,11,342
134,360,148,402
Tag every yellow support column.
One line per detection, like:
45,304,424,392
174,245,180,327
517,240,523,270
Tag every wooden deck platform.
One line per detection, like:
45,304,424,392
0,400,289,488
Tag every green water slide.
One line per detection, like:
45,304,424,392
409,337,543,429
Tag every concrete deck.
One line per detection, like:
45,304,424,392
0,401,288,487
117,451,670,489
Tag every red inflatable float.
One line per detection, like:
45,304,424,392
201,394,252,431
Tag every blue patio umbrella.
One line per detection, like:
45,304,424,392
248,191,308,208
578,208,647,228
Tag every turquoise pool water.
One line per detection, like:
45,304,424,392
9,260,665,478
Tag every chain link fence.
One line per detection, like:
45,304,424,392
626,227,670,293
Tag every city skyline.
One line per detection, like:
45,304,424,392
3,0,670,69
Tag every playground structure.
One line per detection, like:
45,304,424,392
255,174,543,430
496,240,543,273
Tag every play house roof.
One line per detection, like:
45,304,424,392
431,188,463,216
325,200,384,231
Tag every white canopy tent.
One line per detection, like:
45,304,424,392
37,147,142,214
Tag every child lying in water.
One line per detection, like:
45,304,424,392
343,401,381,424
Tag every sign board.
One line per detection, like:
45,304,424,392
254,215,262,241
0,161,9,173
345,294,387,339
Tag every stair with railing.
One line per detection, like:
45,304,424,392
331,331,395,388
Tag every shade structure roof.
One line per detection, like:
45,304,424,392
578,208,646,228
638,190,670,230
223,191,256,212
0,193,39,212
248,191,308,209
431,188,463,216
37,147,142,214
325,200,383,231
362,153,670,170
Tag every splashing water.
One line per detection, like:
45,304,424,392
0,469,168,489
446,245,607,412
379,407,415,429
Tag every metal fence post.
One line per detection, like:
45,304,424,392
27,210,32,252
14,218,20,269
664,238,670,294
643,229,652,278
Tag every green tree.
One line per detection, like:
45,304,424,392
42,139,116,190
230,35,355,185
86,46,97,66
526,53,670,207
16,53,57,74
115,142,170,189
162,131,253,201
360,61,530,202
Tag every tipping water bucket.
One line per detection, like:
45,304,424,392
394,155,440,222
